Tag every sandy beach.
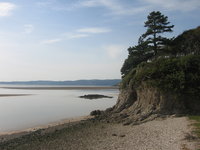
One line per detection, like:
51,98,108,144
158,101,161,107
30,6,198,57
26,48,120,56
0,116,199,150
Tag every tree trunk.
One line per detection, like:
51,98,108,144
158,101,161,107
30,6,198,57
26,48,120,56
153,32,157,56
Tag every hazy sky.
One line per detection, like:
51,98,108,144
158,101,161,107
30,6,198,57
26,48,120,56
0,0,199,81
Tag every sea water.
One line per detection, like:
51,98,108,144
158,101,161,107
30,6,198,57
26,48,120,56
0,85,118,132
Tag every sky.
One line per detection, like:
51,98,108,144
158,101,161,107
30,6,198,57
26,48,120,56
0,0,199,81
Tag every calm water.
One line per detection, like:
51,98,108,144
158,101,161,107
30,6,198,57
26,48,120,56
0,85,118,132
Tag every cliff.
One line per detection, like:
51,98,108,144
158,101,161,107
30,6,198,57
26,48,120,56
95,27,200,124
100,55,200,124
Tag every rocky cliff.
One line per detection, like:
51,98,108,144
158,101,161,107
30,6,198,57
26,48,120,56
95,26,200,124
109,83,183,123
101,82,199,124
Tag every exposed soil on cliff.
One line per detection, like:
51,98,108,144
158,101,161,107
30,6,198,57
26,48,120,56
97,82,200,125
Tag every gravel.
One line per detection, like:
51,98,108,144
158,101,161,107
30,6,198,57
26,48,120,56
0,117,198,150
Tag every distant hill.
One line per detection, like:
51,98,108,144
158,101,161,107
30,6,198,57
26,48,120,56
0,79,121,86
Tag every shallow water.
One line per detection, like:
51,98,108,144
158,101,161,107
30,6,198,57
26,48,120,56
0,86,118,132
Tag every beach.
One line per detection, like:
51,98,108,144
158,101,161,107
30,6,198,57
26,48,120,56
0,87,199,149
0,116,93,143
0,116,199,150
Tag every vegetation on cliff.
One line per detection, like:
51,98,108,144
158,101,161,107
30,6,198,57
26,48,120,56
120,11,200,114
125,55,200,97
121,12,199,91
121,11,174,77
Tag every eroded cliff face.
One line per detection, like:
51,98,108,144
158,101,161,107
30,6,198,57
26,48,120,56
116,83,185,112
104,82,187,124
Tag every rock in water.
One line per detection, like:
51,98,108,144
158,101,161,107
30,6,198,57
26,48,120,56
79,94,113,100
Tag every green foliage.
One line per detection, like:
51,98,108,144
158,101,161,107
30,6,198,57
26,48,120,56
189,116,200,137
121,68,136,88
131,55,200,97
189,115,200,122
121,11,200,104
120,43,153,77
142,11,174,56
121,11,174,77
171,26,200,56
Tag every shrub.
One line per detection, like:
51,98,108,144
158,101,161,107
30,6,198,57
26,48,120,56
122,55,200,99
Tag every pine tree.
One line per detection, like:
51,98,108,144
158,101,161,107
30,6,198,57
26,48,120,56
142,11,174,56
120,37,153,76
121,11,174,76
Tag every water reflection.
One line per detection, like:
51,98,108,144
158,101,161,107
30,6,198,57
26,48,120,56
0,87,118,132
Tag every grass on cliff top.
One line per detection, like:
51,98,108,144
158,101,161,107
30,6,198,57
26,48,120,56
189,116,200,138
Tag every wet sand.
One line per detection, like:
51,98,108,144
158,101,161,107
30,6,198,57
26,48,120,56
0,116,93,143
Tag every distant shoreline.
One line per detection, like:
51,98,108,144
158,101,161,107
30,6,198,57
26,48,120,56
0,79,121,86
1,86,119,90
0,94,31,97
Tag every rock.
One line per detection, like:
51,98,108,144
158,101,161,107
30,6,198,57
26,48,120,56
112,133,117,136
105,107,113,112
108,82,189,124
79,94,113,99
123,121,132,126
90,110,102,116
120,113,129,118
119,134,126,137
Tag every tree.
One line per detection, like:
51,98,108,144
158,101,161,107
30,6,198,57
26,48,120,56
121,11,174,77
121,38,153,76
142,11,174,56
